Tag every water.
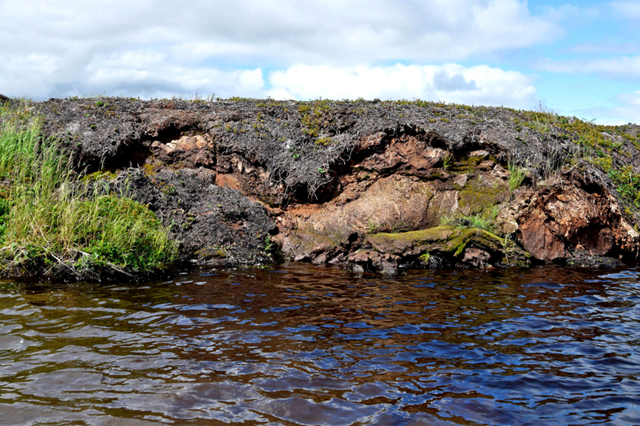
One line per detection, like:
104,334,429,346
1,264,639,425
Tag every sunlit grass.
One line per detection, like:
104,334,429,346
0,102,177,278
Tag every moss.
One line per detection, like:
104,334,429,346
366,223,529,267
288,229,337,255
81,170,117,182
195,246,228,259
316,136,333,146
369,226,454,245
366,226,455,255
466,156,484,168
458,176,507,215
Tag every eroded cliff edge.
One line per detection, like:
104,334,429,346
18,97,640,275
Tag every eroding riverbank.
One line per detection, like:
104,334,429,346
2,95,640,280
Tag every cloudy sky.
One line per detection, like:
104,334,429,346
0,0,639,124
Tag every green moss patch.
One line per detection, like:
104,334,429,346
458,176,508,215
366,224,528,266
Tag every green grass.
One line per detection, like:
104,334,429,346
442,153,453,170
440,206,499,233
508,162,527,191
0,102,177,278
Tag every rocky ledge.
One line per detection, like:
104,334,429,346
11,96,640,275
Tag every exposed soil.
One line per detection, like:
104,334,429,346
24,97,640,275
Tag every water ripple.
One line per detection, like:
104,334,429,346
0,265,639,425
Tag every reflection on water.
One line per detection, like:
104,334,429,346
1,264,640,425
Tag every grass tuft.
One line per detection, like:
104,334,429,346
440,206,500,233
508,162,527,191
0,103,177,279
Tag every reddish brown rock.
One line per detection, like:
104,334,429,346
347,250,400,274
462,247,492,268
502,175,640,261
357,133,447,177
150,134,215,168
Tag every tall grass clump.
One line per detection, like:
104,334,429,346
0,102,177,279
508,162,527,191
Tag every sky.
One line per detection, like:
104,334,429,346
0,0,639,124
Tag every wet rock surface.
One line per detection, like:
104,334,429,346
31,97,640,274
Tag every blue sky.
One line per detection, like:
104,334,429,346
0,0,638,124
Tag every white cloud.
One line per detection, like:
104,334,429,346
610,1,640,19
539,56,640,80
0,0,557,99
0,47,266,99
574,90,640,125
568,42,640,55
607,91,640,124
268,64,538,109
82,52,266,99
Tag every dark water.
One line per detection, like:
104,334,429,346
1,264,639,425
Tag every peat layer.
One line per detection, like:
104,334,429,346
3,95,640,278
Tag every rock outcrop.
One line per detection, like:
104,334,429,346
32,97,640,274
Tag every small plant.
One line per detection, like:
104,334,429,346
316,136,332,146
441,206,499,233
419,251,442,268
442,153,453,170
462,213,493,231
298,100,332,138
264,236,274,252
508,162,527,191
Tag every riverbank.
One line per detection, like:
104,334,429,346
1,95,639,280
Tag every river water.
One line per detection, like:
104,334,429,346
0,264,639,425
